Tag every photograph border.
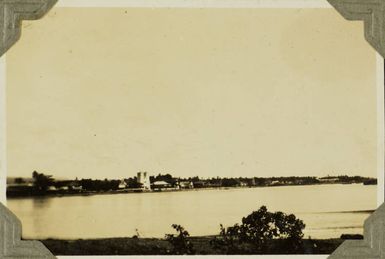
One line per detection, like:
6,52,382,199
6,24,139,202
0,0,384,258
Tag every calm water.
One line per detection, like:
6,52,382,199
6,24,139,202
7,184,376,240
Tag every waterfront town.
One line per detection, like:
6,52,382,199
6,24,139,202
6,171,377,197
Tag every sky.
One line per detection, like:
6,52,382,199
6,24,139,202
6,8,378,180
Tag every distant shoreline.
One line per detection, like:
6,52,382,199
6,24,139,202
7,182,375,199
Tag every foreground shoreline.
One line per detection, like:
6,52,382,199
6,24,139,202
36,236,354,255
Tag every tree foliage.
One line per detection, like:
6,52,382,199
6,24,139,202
80,179,120,191
211,206,305,254
32,171,54,192
165,224,195,255
14,177,25,184
125,177,141,188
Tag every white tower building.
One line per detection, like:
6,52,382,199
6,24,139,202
137,172,151,191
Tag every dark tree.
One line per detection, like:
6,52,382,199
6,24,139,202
14,177,25,184
125,177,141,188
32,171,54,193
221,178,239,187
211,206,305,254
165,224,195,255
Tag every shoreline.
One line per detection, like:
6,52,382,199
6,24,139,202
7,182,375,199
36,236,355,255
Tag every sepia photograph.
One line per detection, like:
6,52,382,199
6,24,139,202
3,3,383,256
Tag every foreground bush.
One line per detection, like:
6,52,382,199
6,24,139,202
165,224,195,255
210,206,305,254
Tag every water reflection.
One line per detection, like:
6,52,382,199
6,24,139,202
32,197,51,208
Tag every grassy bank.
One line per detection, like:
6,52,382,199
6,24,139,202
39,236,346,255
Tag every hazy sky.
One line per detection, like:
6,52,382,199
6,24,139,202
6,8,378,180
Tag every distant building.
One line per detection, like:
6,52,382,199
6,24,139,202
137,172,151,190
318,177,339,183
192,181,207,188
66,180,82,191
247,178,256,186
70,184,82,191
271,180,281,186
363,179,377,185
151,180,172,191
59,186,69,191
118,179,128,189
48,186,57,191
179,181,194,189
239,181,248,187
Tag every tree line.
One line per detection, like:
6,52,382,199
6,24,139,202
7,171,377,197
